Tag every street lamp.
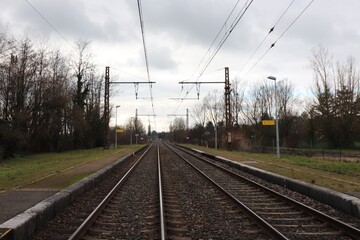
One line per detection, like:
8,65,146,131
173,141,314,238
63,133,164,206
212,106,218,149
130,117,134,145
268,76,280,158
215,123,218,149
115,105,120,149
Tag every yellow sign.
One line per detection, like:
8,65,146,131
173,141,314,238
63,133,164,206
116,129,124,133
262,120,275,126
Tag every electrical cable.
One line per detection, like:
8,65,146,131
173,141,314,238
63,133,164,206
172,0,254,115
188,0,242,81
273,0,314,46
240,0,314,79
24,0,74,50
195,0,254,83
137,0,157,130
111,66,148,81
236,0,295,77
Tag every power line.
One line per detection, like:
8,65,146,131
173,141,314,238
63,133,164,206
188,0,242,81
195,0,254,83
273,0,314,46
111,66,148,81
173,0,254,114
241,0,315,79
24,0,74,49
136,0,156,130
236,0,295,77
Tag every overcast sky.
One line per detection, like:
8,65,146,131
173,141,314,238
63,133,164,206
2,0,360,132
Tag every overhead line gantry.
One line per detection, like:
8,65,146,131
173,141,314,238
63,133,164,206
167,109,189,130
103,66,156,149
176,81,224,100
110,81,156,100
175,67,232,149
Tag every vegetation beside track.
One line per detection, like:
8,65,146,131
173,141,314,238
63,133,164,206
182,144,360,194
0,145,144,191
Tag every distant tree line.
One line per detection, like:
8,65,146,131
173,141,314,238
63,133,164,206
171,46,360,153
0,27,105,159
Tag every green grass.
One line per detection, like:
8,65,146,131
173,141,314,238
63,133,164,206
182,144,360,193
56,173,90,189
283,155,360,175
183,144,360,176
0,145,144,190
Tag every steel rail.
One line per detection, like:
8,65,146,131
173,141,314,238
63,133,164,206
0,229,13,240
164,142,288,240
175,144,360,240
157,145,166,240
68,143,154,240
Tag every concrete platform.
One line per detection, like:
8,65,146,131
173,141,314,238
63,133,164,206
0,146,146,240
0,189,58,224
187,146,360,219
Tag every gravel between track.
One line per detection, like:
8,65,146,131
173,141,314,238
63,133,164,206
30,150,144,240
30,142,360,239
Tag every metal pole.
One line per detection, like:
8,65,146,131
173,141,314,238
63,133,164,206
224,67,232,150
275,79,280,158
130,130,132,145
215,124,218,149
115,105,120,149
130,117,134,145
213,105,218,149
268,76,280,158
103,67,110,149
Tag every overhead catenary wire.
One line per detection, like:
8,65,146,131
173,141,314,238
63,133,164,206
236,0,295,77
111,66,148,82
241,0,315,80
172,0,255,115
273,0,314,46
137,0,157,130
25,0,159,129
194,0,254,83
188,0,242,81
24,0,75,50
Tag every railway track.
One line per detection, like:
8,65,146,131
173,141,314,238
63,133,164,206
68,143,161,239
165,142,360,240
160,142,271,239
67,142,274,239
30,141,360,239
30,146,150,240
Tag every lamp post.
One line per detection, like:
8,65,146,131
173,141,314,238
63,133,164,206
212,106,218,149
268,76,280,158
215,123,218,149
115,105,120,149
130,117,134,145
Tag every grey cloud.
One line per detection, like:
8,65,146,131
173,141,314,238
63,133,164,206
8,0,137,43
138,0,236,46
148,43,177,70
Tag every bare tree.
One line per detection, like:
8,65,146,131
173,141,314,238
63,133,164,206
310,46,360,148
0,23,14,57
241,80,278,150
231,77,245,126
0,25,14,121
169,117,186,143
72,39,93,110
276,80,299,147
0,30,109,157
71,39,94,148
204,90,223,127
243,80,273,126
192,101,207,127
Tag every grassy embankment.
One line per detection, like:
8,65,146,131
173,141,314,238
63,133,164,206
183,144,360,193
0,145,144,191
